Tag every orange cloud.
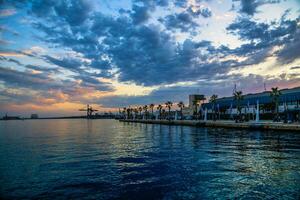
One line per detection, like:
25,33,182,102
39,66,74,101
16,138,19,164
0,52,24,57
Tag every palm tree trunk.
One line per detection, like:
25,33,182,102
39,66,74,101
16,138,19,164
180,107,183,120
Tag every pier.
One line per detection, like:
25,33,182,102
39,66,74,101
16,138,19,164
119,119,300,132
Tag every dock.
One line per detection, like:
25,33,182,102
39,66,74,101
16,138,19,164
119,119,300,132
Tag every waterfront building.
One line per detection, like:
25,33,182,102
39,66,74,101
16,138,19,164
189,94,206,107
182,94,206,117
202,87,300,121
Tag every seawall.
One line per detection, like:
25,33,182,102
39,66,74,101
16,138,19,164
119,119,300,132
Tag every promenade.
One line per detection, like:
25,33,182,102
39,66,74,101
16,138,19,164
119,119,300,132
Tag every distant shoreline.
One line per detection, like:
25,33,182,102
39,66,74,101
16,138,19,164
0,115,116,120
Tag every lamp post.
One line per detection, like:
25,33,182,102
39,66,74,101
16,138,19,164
256,100,260,122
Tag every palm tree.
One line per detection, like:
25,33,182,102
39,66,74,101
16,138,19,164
138,106,143,119
149,104,155,119
133,108,139,119
165,101,173,120
143,105,148,119
209,94,218,121
162,109,166,119
177,101,184,120
233,91,243,121
157,104,162,120
192,100,199,119
123,107,126,119
270,87,281,121
126,107,131,119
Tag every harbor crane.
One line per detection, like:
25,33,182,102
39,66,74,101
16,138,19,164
79,104,98,119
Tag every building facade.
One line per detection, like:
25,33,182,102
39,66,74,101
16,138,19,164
201,87,300,121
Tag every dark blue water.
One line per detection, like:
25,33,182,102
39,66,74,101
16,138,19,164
0,119,300,199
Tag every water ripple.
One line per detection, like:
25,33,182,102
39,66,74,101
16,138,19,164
0,119,300,199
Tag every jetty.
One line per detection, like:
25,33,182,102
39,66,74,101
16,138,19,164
119,119,300,132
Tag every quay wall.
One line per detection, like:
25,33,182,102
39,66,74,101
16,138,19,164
119,119,300,132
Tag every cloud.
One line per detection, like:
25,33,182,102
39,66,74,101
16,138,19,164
0,66,64,91
25,0,299,89
227,17,270,41
0,39,12,45
0,89,39,105
42,54,115,90
0,64,113,101
174,0,188,8
226,15,299,58
130,4,151,25
31,0,93,26
187,6,212,18
0,26,19,36
0,52,24,57
43,55,83,71
7,58,23,66
30,4,299,88
290,66,300,70
74,74,115,92
237,0,281,16
0,8,16,17
277,30,300,64
159,12,199,32
25,64,59,73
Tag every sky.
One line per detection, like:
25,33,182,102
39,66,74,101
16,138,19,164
0,0,300,117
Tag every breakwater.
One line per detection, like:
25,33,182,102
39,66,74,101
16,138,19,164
120,119,300,132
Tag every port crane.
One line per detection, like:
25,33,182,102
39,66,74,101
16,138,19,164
79,104,98,119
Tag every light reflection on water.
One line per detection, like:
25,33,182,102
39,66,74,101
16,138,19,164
0,119,299,199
